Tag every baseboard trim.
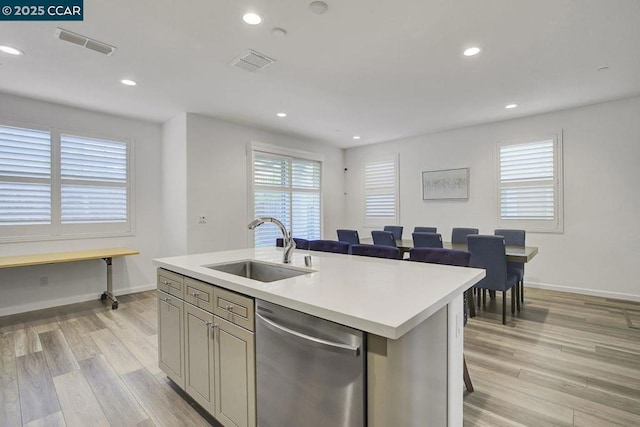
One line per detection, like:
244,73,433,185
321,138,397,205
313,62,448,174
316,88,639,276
525,281,640,303
0,283,157,317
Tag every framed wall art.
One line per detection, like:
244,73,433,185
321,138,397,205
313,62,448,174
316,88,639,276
422,168,469,200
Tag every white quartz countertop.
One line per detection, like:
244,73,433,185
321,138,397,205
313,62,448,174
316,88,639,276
153,247,485,339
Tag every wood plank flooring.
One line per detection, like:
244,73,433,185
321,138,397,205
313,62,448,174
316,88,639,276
0,292,220,427
464,288,640,426
0,288,639,426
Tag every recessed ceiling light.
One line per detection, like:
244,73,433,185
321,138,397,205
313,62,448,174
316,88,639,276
463,47,481,57
309,1,329,15
505,104,518,109
353,136,361,140
243,13,262,25
271,28,287,38
0,45,23,56
597,66,610,72
120,79,137,86
277,112,287,117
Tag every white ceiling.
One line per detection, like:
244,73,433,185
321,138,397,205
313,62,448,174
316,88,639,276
0,0,639,148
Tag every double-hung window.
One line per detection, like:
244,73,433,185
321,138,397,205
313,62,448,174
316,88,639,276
364,156,399,226
0,122,133,241
497,132,563,232
250,143,322,247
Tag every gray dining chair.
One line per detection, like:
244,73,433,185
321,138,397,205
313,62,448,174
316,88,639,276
495,229,526,305
308,240,350,254
414,226,437,233
412,232,443,248
451,227,479,244
351,244,401,260
383,225,403,240
468,235,519,325
336,229,360,245
371,230,397,247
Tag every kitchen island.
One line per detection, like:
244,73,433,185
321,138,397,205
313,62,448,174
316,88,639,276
154,247,485,427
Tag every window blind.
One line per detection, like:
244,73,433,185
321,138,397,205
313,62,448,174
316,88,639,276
365,159,397,222
0,125,51,225
497,136,562,232
499,140,554,220
60,134,128,224
253,152,321,247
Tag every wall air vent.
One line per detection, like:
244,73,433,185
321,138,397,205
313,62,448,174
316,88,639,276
229,50,275,72
54,28,117,56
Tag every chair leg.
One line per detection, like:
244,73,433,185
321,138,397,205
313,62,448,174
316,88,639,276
520,280,524,303
468,290,476,318
482,289,486,305
502,291,506,325
511,287,516,315
516,284,521,312
477,288,481,310
463,356,474,392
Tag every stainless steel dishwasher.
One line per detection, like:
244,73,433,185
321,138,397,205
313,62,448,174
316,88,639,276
256,299,366,427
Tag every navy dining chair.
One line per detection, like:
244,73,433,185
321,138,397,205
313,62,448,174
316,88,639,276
414,226,437,233
351,244,401,260
468,235,519,325
276,238,310,250
383,225,403,240
412,232,443,248
336,229,360,245
371,230,397,247
451,227,479,244
408,247,474,392
495,229,526,305
308,240,350,254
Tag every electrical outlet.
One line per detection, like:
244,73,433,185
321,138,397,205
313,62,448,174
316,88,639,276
198,215,206,224
40,276,48,286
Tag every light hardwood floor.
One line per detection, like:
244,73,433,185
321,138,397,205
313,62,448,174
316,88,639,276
1,288,639,426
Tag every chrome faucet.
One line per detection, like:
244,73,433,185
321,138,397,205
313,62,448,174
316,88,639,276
248,217,296,264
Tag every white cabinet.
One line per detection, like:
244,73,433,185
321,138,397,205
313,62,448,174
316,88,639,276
184,303,215,414
157,290,185,389
157,269,255,427
215,316,256,427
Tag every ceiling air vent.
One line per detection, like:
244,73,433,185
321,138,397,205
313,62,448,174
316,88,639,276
229,50,275,72
54,28,117,56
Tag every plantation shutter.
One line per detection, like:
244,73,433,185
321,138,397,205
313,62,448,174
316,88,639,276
0,125,51,225
60,134,128,223
498,135,562,232
365,159,397,223
253,152,321,247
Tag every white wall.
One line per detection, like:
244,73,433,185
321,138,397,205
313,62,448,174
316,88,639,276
184,114,345,254
345,96,640,300
161,113,188,255
0,93,163,315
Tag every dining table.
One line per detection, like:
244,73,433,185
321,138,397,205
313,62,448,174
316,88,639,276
360,238,538,263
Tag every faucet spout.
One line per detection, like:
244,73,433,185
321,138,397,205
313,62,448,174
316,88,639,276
248,217,296,264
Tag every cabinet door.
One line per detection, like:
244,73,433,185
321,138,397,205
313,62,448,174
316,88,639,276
185,303,215,414
214,316,256,427
157,290,185,389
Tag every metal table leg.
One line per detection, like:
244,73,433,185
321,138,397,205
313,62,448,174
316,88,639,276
100,257,118,309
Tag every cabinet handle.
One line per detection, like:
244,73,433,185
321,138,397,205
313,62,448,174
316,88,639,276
163,280,169,285
162,297,170,303
191,292,200,297
225,305,234,312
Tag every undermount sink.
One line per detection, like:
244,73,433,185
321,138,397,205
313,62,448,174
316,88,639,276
205,260,311,283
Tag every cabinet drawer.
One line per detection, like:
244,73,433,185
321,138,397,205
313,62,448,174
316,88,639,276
184,277,215,313
157,269,184,299
214,287,254,332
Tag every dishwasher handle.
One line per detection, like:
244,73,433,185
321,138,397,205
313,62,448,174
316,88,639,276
256,313,360,357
